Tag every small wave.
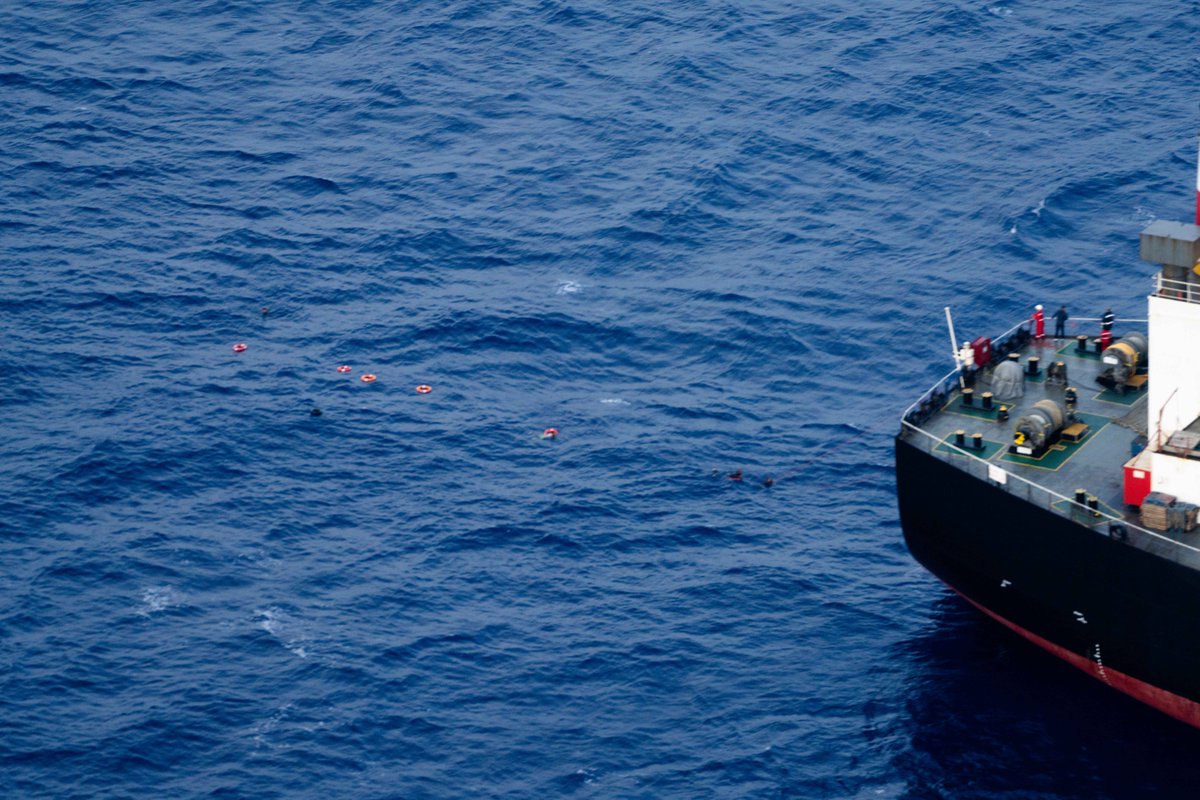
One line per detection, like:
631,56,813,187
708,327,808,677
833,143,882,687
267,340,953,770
272,175,343,196
51,76,115,95
200,149,299,165
1132,205,1157,224
255,608,311,659
552,766,600,791
251,702,295,751
139,586,180,615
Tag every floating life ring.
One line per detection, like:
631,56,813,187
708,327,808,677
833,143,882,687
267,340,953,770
232,343,247,353
542,427,558,439
416,385,432,394
336,365,352,373
361,374,377,383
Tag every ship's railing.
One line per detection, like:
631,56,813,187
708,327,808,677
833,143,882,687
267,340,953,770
901,318,1033,423
1153,273,1200,305
898,313,1196,566
899,421,1200,568
901,314,1150,423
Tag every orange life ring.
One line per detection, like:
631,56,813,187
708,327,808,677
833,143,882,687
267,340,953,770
416,385,432,394
336,365,352,373
361,374,377,383
232,343,247,353
542,427,558,439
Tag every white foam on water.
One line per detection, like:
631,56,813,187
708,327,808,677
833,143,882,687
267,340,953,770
256,607,279,635
140,586,178,615
254,607,311,658
600,398,630,405
1132,205,1157,224
556,280,583,295
252,702,294,751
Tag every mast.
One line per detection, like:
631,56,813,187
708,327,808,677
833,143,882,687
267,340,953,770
944,306,966,389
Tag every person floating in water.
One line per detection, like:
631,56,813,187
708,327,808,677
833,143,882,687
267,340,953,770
715,468,773,486
1053,304,1068,338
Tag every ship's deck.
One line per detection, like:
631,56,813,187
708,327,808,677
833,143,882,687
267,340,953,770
898,318,1200,570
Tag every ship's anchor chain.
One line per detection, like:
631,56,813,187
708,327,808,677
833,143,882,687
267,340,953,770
1092,642,1113,686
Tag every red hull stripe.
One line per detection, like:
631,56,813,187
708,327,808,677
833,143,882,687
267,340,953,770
953,589,1200,729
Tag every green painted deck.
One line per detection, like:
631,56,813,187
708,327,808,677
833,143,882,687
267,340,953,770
911,330,1147,517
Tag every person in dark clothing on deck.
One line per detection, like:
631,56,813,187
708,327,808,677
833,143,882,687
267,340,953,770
1053,305,1069,338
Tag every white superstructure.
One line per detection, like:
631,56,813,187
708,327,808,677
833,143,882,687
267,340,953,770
1142,219,1200,505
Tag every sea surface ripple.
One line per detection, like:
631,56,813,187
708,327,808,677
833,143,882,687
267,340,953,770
3,2,1200,798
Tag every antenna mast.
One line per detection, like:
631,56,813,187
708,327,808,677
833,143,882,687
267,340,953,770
944,307,965,389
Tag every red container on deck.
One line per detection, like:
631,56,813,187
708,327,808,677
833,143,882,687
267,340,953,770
970,336,992,368
1124,451,1153,507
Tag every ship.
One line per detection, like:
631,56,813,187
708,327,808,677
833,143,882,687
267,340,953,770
895,134,1200,728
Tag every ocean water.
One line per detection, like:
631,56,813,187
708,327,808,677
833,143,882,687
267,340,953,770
4,1,1200,797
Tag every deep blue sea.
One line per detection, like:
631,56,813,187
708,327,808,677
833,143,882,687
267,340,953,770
5,2,1200,797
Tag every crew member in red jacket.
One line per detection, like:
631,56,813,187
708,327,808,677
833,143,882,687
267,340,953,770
1032,304,1045,340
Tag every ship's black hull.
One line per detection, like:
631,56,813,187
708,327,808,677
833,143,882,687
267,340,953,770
896,436,1200,727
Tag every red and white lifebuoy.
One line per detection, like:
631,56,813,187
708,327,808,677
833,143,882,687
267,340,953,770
361,374,377,383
